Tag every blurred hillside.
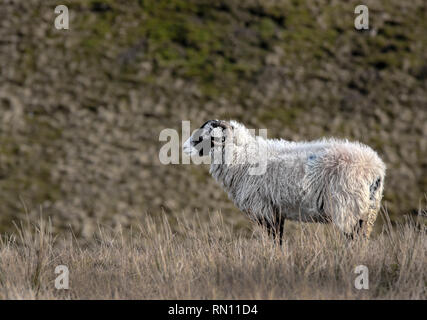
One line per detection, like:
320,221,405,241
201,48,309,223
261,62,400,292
0,0,426,236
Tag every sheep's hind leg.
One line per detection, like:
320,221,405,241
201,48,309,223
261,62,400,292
361,207,379,239
344,220,364,240
345,211,378,240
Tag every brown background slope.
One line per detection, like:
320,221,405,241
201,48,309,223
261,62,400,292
0,0,426,236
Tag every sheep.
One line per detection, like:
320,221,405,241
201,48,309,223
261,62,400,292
183,120,386,242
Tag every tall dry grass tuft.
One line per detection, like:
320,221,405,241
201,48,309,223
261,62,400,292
0,210,425,299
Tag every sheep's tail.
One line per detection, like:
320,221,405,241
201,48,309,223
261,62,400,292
369,176,382,202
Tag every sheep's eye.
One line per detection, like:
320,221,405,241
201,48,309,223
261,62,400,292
192,134,204,145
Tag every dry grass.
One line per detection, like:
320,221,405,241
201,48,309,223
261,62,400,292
0,211,425,300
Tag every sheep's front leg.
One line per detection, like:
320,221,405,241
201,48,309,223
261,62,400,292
363,207,379,239
257,216,285,245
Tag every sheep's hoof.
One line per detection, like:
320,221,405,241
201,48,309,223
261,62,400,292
345,220,372,240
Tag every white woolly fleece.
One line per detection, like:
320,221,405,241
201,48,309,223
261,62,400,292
209,120,386,236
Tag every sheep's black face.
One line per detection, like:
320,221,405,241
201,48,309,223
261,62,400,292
183,120,229,157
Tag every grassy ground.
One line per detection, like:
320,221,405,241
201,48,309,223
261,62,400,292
0,211,424,299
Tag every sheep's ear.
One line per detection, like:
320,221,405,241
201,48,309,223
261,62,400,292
205,120,232,132
217,120,233,131
200,120,226,131
200,120,231,130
